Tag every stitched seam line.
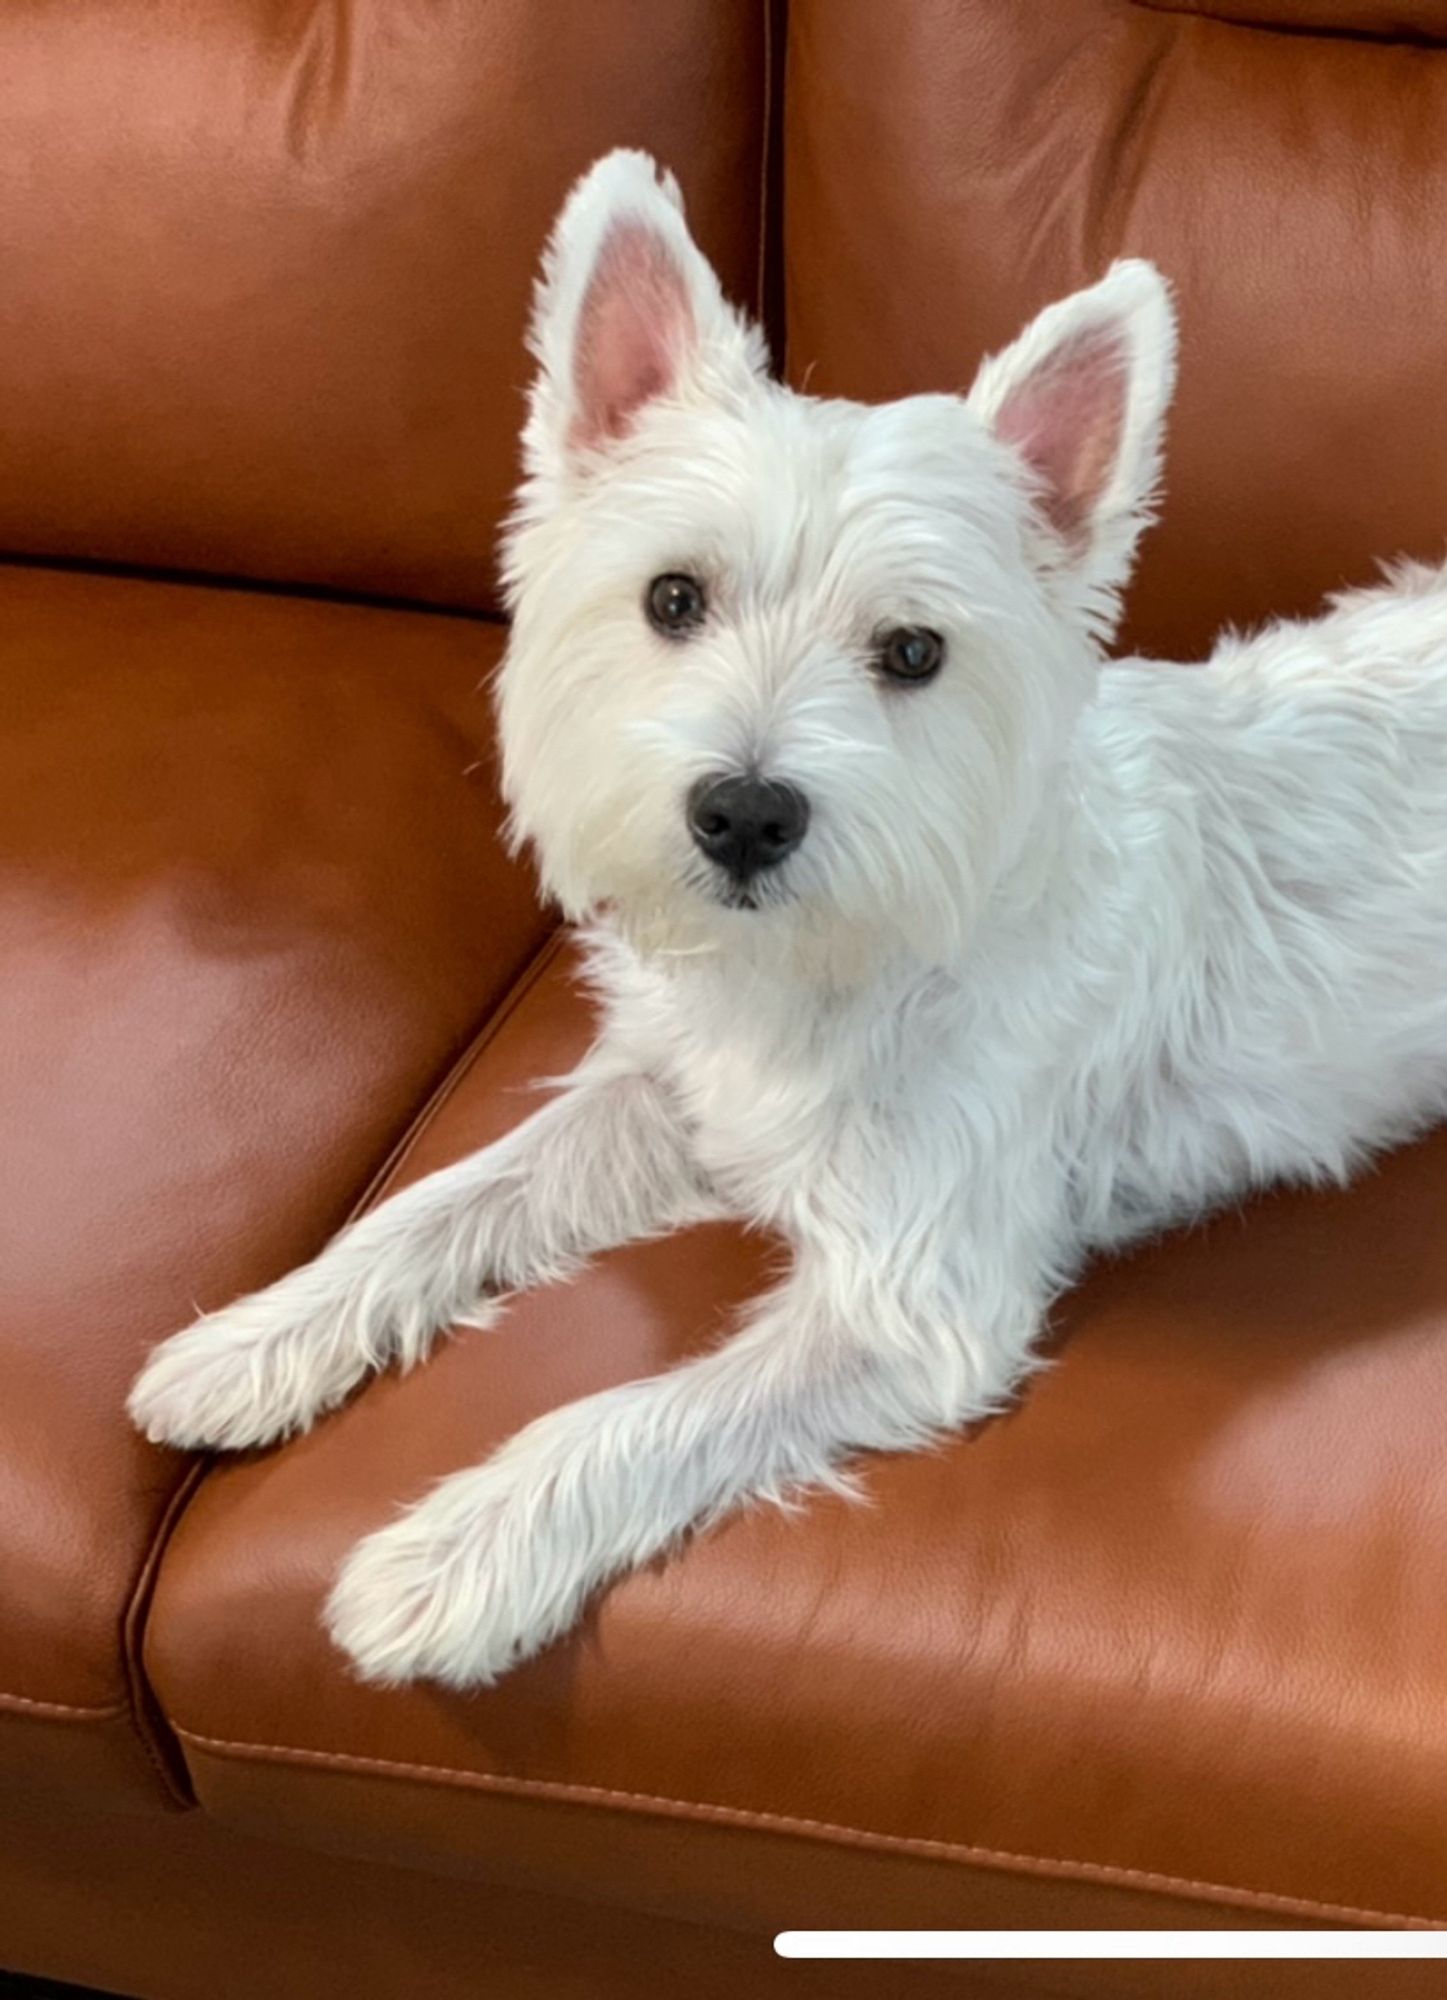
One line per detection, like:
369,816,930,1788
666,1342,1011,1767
0,1689,126,1721
172,1725,1440,1931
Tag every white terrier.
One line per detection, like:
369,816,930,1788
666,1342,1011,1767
131,151,1447,1689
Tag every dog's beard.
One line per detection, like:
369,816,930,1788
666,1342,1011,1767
597,864,909,991
681,855,798,916
605,865,787,959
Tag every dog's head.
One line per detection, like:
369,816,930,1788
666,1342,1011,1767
498,151,1176,974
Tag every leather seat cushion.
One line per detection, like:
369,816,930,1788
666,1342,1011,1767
0,563,547,1807
145,940,1447,1946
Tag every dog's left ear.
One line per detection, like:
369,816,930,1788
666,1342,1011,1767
967,261,1177,624
524,149,763,483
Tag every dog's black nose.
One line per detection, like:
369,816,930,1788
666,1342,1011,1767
687,774,810,881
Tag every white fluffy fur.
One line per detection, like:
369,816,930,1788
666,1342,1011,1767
131,152,1447,1690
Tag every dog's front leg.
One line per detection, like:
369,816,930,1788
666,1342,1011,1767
128,1054,715,1452
326,1241,1042,1688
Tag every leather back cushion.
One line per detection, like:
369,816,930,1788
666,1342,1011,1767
785,0,1447,659
0,1,769,610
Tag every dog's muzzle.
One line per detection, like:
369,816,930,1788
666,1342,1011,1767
686,774,810,889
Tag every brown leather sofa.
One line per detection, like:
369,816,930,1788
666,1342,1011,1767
5,4,1447,1996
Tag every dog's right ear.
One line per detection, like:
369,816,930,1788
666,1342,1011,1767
523,150,763,483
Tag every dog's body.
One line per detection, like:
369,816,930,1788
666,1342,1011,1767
130,152,1447,1688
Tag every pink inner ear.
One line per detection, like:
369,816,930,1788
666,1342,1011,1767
993,323,1129,550
570,218,695,453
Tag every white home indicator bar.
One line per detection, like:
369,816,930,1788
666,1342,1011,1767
775,1932,1445,1960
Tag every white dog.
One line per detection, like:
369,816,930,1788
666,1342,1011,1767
130,150,1447,1689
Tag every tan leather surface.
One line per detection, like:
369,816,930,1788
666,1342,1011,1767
1142,2,1447,33
146,944,1447,1940
0,1704,184,1822
0,565,546,1807
784,0,1447,663
1,1795,1002,2000
0,0,769,610
2,1795,1441,2000
159,1742,1407,1950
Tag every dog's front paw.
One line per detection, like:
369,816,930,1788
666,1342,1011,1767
127,1292,339,1452
130,1252,507,1454
325,1453,600,1689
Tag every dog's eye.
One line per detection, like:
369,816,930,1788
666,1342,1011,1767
646,573,707,637
876,627,945,685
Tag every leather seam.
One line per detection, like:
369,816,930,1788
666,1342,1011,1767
0,550,509,624
0,1690,126,1721
755,0,774,328
171,1724,1439,1930
1128,0,1445,43
339,928,567,1221
115,928,564,1802
119,1456,211,1807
